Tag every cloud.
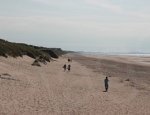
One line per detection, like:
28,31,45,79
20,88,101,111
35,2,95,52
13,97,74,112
31,0,150,19
127,11,150,19
32,0,122,13
32,0,53,4
84,0,122,13
1,15,150,38
32,0,70,5
84,0,150,19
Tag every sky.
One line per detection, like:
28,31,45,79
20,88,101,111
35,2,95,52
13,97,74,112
0,0,150,52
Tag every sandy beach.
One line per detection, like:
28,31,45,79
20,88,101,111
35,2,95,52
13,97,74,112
0,54,150,115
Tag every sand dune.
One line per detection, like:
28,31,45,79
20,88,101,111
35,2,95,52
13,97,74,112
0,54,150,115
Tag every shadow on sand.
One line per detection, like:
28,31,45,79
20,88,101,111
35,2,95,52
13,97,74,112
0,75,19,81
103,91,108,92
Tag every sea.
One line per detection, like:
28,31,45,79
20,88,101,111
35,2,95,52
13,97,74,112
79,52,150,57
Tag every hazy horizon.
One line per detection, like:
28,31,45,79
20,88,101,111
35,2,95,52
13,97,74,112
0,0,150,52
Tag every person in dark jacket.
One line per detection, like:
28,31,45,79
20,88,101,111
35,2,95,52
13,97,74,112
63,64,67,71
104,77,109,92
67,65,71,71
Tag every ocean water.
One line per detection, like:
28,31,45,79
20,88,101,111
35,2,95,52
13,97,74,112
113,54,150,57
80,52,150,57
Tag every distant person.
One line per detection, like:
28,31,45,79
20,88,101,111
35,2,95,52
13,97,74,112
68,58,72,62
68,58,71,62
67,65,71,71
104,77,109,92
63,64,67,71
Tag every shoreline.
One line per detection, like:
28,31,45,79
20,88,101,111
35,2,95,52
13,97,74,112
70,54,150,91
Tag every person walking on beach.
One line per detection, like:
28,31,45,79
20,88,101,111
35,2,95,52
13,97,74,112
63,64,67,71
104,77,109,92
68,58,70,62
68,58,72,62
67,65,71,71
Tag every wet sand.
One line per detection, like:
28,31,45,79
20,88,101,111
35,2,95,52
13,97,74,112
0,54,150,115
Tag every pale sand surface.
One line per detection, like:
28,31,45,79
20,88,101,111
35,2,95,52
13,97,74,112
0,54,150,115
